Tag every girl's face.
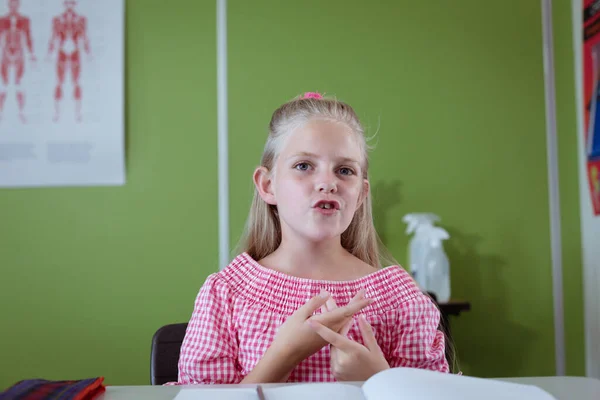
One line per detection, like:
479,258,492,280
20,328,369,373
256,119,369,244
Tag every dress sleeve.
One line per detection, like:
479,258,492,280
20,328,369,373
175,274,242,384
388,293,450,373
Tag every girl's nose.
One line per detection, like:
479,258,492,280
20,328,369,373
315,181,337,193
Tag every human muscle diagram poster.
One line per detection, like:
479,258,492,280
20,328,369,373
0,0,124,188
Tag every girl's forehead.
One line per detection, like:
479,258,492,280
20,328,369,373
279,119,364,159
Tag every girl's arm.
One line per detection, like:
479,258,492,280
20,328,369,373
176,275,242,385
177,281,371,384
389,294,449,372
241,290,373,383
240,345,297,383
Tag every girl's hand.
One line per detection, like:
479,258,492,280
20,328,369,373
311,289,367,332
242,290,372,383
309,313,390,381
269,289,372,367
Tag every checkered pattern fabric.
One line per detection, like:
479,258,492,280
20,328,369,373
0,377,105,400
170,253,448,385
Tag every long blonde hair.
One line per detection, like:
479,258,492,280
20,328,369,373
236,93,396,269
236,93,459,372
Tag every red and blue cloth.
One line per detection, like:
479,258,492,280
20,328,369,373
0,377,105,400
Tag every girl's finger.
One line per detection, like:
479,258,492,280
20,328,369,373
300,290,331,318
324,298,372,322
358,315,380,352
326,296,337,311
351,289,366,302
340,317,354,337
308,320,358,351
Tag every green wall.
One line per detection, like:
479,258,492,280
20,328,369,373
228,0,584,378
1,0,219,389
0,0,586,390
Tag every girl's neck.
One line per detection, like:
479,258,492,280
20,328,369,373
259,237,375,281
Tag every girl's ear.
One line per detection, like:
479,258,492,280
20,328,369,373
253,166,277,205
356,179,370,210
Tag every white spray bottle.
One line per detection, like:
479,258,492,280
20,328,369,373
402,213,440,291
421,225,451,303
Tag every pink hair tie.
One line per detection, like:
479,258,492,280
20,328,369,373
302,92,323,100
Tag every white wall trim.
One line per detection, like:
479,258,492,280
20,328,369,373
541,0,566,376
217,0,229,270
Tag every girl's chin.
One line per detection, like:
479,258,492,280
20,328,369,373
282,219,352,243
302,229,346,243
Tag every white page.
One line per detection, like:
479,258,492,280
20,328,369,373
362,368,557,400
173,387,258,400
263,383,365,400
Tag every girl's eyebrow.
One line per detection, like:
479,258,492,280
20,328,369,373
288,151,360,166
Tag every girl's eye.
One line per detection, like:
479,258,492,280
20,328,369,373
294,162,311,171
339,167,354,176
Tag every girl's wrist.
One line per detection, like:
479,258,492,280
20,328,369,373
241,345,299,383
366,359,390,380
263,343,301,374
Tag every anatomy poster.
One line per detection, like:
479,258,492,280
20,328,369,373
0,0,124,188
583,0,600,215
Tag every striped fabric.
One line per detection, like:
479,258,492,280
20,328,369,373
170,253,448,385
0,377,105,400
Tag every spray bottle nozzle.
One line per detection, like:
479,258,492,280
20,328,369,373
423,225,450,247
402,213,441,234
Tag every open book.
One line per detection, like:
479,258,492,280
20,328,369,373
172,367,557,400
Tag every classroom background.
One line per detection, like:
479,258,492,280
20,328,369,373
0,0,596,390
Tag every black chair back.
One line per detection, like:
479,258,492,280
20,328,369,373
150,323,188,385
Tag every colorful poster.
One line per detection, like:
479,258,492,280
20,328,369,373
583,0,600,215
0,0,124,188
580,0,600,379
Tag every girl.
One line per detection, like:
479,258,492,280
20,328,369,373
174,92,449,385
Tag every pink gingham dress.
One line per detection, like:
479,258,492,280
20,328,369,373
172,252,448,384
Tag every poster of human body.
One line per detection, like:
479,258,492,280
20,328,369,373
0,0,124,188
583,0,600,215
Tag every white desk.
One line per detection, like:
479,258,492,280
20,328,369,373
96,376,600,400
495,377,600,400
